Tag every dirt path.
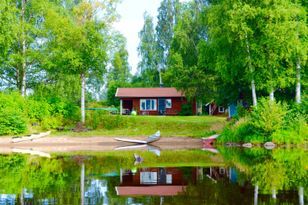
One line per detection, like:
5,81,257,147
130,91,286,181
0,136,203,154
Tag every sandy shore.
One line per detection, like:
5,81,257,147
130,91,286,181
0,136,203,154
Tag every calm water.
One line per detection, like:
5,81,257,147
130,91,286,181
0,147,306,205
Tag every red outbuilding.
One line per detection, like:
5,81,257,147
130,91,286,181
115,87,197,115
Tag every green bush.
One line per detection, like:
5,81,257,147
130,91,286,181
0,108,28,135
179,104,193,116
26,99,51,122
86,111,127,130
250,98,287,136
219,117,264,143
0,92,28,135
41,115,63,130
47,97,80,123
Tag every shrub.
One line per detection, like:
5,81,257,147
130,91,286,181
0,108,28,135
41,115,63,130
219,117,263,143
236,105,249,118
179,104,193,116
250,98,287,136
86,111,127,130
47,97,80,123
26,99,51,122
0,92,27,135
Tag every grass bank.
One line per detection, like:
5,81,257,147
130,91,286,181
218,98,308,145
55,115,226,138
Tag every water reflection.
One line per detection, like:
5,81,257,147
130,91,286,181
0,147,306,204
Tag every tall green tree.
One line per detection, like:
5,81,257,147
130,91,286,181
206,0,264,106
137,12,159,86
0,0,49,95
160,1,211,104
206,0,307,105
108,33,131,84
254,0,306,101
106,33,131,106
44,0,118,124
156,0,179,84
0,0,17,63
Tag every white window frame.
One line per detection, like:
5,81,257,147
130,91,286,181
218,106,225,113
165,99,172,109
140,172,157,184
140,99,157,111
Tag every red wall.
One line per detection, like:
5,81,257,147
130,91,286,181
121,97,196,115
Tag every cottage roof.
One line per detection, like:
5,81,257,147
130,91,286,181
115,88,185,98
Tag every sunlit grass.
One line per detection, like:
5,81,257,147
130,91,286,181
54,115,226,138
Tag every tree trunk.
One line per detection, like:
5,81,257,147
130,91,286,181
159,69,163,87
269,88,274,101
81,163,85,205
272,189,276,199
21,0,27,97
245,35,257,106
254,184,258,205
251,80,257,106
81,73,86,124
296,59,301,103
299,186,304,205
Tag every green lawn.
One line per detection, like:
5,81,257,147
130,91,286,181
55,115,226,138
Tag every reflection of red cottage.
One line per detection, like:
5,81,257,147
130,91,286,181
115,87,197,115
116,167,200,196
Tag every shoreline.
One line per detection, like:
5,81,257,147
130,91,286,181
0,136,203,154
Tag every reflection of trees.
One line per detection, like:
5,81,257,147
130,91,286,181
218,147,308,197
0,149,306,204
168,178,253,205
0,154,81,202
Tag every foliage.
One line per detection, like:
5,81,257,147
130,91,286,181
155,0,179,70
26,99,51,122
41,115,63,130
219,117,263,143
137,12,159,86
164,2,214,101
179,103,193,116
220,98,307,144
86,111,128,130
250,98,287,135
0,92,27,135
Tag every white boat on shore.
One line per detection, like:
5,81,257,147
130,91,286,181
11,131,51,143
114,131,161,144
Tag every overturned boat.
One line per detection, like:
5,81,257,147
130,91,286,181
114,131,161,144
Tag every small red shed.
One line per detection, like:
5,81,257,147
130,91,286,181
115,87,197,115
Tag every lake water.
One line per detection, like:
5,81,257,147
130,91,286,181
0,147,306,205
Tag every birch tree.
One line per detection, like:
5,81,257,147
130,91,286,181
0,0,48,94
207,1,260,106
44,0,118,124
137,12,159,86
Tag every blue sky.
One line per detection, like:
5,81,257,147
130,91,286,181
113,0,161,74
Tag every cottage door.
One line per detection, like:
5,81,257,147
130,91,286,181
158,98,166,115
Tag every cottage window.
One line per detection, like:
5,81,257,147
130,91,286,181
165,99,172,108
140,172,157,184
218,106,225,113
140,99,157,111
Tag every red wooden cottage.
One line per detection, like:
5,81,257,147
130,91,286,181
115,87,197,115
